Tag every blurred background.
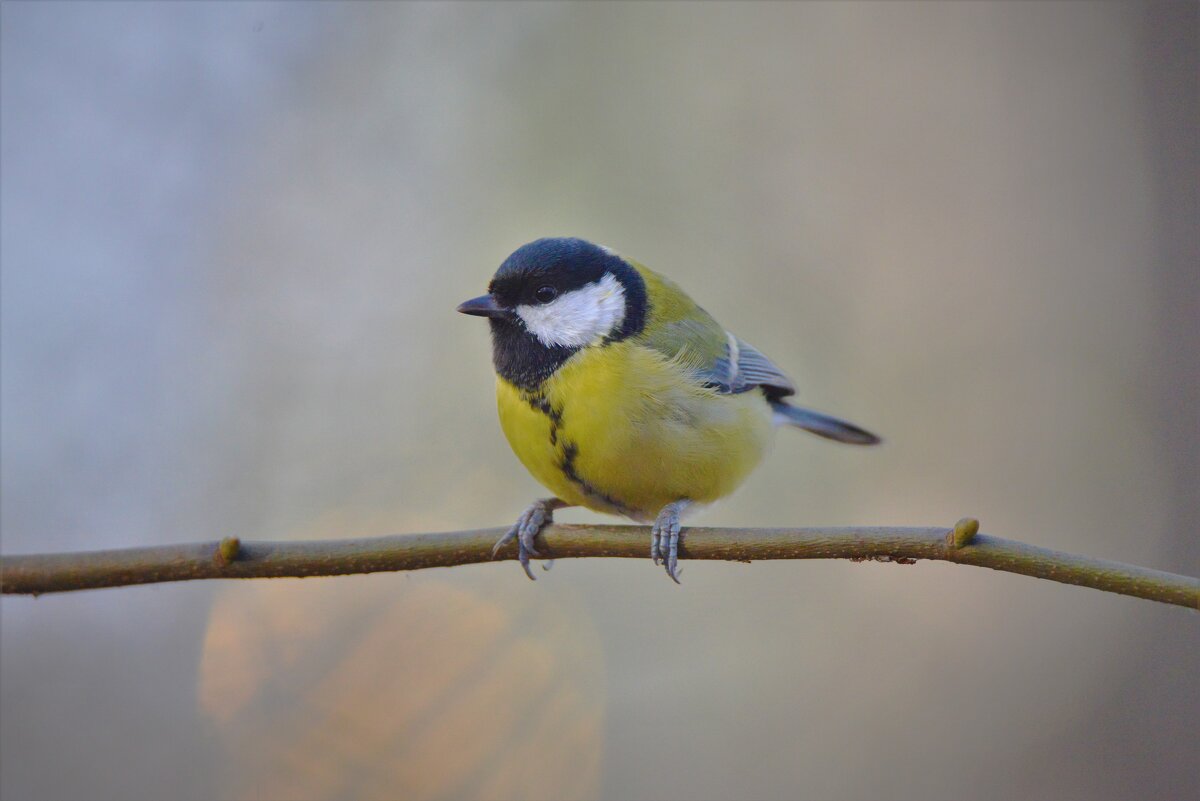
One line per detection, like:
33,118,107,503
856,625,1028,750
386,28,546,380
1,2,1196,800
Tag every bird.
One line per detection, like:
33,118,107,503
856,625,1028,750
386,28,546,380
457,237,879,583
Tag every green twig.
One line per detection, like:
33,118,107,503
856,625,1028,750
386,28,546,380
1,521,1196,608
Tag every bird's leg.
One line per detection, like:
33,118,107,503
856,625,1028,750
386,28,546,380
650,500,691,584
492,497,571,580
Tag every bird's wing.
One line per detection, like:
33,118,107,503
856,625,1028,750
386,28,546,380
643,322,795,398
635,301,796,399
706,333,796,398
628,260,797,398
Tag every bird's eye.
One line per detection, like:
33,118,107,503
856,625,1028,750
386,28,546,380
534,285,558,304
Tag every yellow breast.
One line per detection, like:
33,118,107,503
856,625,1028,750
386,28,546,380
496,341,774,520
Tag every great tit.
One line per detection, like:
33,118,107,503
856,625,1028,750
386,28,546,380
458,237,879,583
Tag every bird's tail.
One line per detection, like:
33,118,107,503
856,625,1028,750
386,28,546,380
770,401,881,445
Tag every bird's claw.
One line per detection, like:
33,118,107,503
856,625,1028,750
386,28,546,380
651,501,688,584
493,499,557,580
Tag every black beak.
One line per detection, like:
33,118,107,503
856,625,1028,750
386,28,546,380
456,294,507,318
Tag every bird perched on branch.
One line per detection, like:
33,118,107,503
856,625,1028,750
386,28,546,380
458,237,879,583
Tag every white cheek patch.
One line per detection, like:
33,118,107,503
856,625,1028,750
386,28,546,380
516,272,627,348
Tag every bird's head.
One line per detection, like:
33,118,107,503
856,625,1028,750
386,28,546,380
458,238,647,389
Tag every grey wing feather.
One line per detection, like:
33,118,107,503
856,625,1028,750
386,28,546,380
706,333,796,398
678,327,881,445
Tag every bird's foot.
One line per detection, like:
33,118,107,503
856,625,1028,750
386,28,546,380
493,498,566,580
650,500,691,584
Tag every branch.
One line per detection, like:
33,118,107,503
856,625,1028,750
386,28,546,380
1,520,1196,609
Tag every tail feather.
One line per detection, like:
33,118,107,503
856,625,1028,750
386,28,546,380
770,401,881,445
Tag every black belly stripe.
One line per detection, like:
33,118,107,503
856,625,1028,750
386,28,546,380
523,390,631,514
558,441,631,514
526,394,562,426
